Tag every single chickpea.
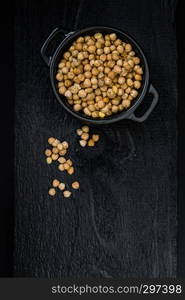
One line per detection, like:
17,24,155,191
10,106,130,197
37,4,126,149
127,78,134,87
97,48,103,55
133,57,140,64
78,89,87,98
73,104,82,111
122,99,131,108
63,190,72,198
130,89,138,98
72,181,80,189
52,179,60,187
112,105,119,113
68,166,74,175
58,183,65,191
108,71,116,79
113,65,122,73
56,73,63,81
61,66,69,74
135,74,142,81
59,149,67,156
76,129,83,136
76,37,84,43
46,157,52,164
52,147,59,154
58,157,66,164
48,188,56,196
62,141,69,149
92,67,99,76
134,81,141,89
99,112,105,118
84,71,92,79
65,90,72,98
88,45,96,53
134,65,143,74
84,107,91,116
92,134,100,142
79,140,87,147
66,159,73,166
125,43,132,52
58,164,65,171
81,132,89,140
52,139,60,147
91,77,98,85
51,154,59,161
59,86,66,95
94,32,103,39
88,139,95,146
117,45,124,53
45,149,52,156
110,33,117,40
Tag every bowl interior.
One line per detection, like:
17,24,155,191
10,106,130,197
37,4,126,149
51,26,149,124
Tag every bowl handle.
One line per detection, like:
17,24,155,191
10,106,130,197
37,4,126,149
128,84,159,122
40,27,73,66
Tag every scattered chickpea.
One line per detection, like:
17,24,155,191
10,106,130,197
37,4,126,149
46,157,52,164
52,147,59,154
45,149,52,156
52,179,60,187
59,149,67,156
81,132,89,140
79,140,87,147
58,182,65,191
76,128,83,136
63,190,72,198
58,164,65,171
68,166,74,175
92,134,100,142
58,157,66,164
48,137,55,145
72,181,80,189
48,188,56,196
88,139,95,146
81,125,89,133
51,154,59,161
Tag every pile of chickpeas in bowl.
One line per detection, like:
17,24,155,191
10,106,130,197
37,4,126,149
56,32,143,119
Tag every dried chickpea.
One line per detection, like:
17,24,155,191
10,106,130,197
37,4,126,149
51,154,59,161
79,140,87,147
46,157,52,164
62,141,69,149
59,182,66,191
88,139,95,146
58,157,66,164
68,166,74,175
52,147,59,154
52,179,60,187
48,188,56,196
92,134,100,142
58,164,65,171
48,137,55,145
45,149,52,156
63,190,71,198
72,181,80,189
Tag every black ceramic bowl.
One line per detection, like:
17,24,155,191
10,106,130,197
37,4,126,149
41,26,159,124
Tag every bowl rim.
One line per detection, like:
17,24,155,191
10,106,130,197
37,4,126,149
50,26,149,124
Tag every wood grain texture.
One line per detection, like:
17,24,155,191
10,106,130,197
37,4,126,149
14,0,177,277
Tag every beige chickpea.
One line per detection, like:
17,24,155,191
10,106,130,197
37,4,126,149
63,190,71,198
134,81,141,89
125,43,132,52
58,183,65,191
52,179,60,187
113,65,121,73
127,78,134,87
59,86,66,95
48,188,56,196
72,181,80,189
110,33,117,40
73,104,82,111
51,154,59,161
122,99,131,108
79,140,87,147
46,157,52,164
130,89,138,98
88,45,96,53
78,89,87,98
52,147,59,154
58,157,66,164
84,107,91,116
68,166,74,175
45,149,52,156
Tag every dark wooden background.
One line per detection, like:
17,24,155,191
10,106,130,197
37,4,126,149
13,0,177,278
0,0,180,277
